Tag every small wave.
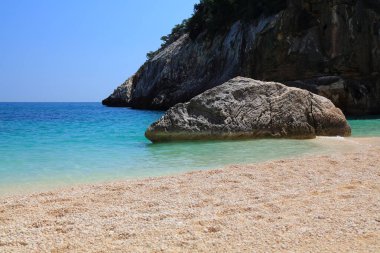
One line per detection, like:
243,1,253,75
317,136,346,141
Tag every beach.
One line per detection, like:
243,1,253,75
1,0,379,252
1,137,379,252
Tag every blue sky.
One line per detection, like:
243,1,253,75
0,0,198,102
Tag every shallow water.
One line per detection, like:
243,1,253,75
0,103,379,195
347,115,380,137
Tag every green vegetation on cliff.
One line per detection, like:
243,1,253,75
147,0,286,59
187,0,286,39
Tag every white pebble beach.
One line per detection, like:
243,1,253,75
1,138,379,252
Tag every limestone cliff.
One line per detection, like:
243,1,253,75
103,0,380,116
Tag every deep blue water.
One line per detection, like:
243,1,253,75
0,102,379,195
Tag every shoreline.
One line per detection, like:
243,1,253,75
1,136,379,198
1,137,380,252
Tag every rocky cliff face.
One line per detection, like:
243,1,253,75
103,0,380,116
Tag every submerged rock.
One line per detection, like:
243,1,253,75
145,77,351,142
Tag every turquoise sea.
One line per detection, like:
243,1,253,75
0,102,379,196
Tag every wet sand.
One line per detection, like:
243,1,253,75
0,137,379,252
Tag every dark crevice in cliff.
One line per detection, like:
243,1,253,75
309,92,317,133
268,96,273,134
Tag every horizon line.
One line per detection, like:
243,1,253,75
0,101,102,103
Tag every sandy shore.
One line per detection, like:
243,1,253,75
1,138,380,252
